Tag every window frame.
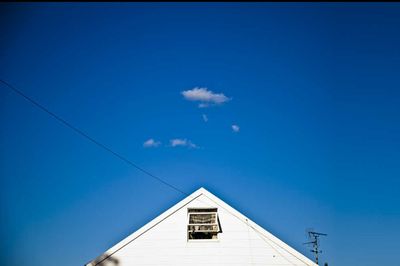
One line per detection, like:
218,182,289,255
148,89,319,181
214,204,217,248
187,208,220,241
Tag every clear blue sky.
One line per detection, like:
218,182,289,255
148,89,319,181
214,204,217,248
1,3,399,266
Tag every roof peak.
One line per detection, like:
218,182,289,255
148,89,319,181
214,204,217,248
192,186,213,196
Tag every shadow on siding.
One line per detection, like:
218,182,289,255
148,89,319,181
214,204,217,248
90,253,119,266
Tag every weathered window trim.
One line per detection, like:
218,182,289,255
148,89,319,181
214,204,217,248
187,208,220,241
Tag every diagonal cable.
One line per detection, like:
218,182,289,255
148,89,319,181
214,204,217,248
0,79,188,196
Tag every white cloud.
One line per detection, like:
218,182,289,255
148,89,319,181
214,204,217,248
181,87,231,108
232,124,240,132
202,114,208,122
143,138,161,148
170,138,198,149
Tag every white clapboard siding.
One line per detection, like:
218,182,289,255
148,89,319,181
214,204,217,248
86,187,317,266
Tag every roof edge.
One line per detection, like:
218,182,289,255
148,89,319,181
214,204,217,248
86,187,205,266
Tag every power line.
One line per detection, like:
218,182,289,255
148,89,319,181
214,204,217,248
0,79,188,196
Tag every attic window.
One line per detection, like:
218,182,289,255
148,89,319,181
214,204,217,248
187,208,220,240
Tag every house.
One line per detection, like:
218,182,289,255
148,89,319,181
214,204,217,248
86,187,317,266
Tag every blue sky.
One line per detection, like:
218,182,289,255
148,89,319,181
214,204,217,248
1,3,399,266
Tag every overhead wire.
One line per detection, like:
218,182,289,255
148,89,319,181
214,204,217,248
0,79,188,196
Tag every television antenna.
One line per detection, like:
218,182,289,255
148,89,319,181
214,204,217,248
303,230,327,265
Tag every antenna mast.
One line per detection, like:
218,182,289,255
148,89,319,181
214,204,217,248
304,231,327,265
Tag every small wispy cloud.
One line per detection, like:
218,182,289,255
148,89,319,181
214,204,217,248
202,114,208,122
170,138,198,149
181,87,231,108
143,138,161,148
232,124,240,133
